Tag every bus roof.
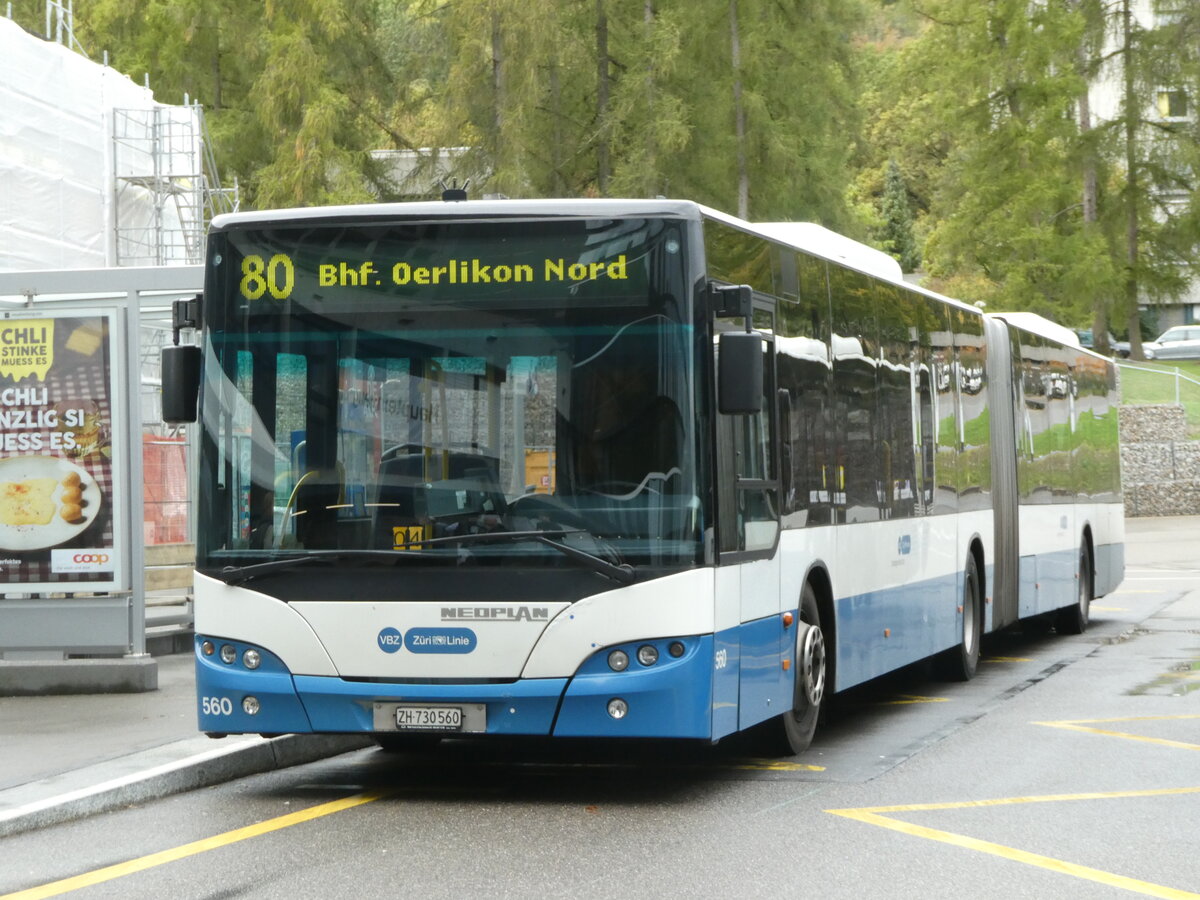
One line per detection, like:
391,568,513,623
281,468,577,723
992,311,1082,348
209,198,705,231
212,200,900,282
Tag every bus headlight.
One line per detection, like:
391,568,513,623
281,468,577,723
220,644,237,664
608,650,629,672
607,698,629,719
636,644,659,666
243,649,262,670
242,696,260,715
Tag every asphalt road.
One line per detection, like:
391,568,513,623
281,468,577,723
1,519,1197,900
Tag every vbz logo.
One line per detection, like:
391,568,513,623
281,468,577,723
377,627,404,653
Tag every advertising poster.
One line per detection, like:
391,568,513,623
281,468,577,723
0,310,123,592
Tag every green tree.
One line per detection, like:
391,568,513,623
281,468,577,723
669,0,864,226
863,0,1200,348
879,1,1112,321
879,159,921,271
61,0,398,207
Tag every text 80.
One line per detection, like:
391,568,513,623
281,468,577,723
240,254,295,301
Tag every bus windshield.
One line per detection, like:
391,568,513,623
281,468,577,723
195,216,705,578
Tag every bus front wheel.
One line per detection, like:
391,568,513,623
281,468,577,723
768,582,826,756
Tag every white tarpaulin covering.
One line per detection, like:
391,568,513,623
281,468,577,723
0,17,203,272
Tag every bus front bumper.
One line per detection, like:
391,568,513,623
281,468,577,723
195,634,714,740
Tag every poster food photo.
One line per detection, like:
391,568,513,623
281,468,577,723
0,311,123,591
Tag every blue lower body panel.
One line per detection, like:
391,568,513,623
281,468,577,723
553,635,713,739
196,641,313,734
834,570,960,691
195,633,714,740
1094,541,1125,597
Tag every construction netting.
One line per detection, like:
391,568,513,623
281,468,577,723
143,435,189,545
0,16,204,271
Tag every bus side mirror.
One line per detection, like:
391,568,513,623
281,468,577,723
718,331,763,414
162,344,201,424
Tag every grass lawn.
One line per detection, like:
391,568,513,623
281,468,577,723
1118,358,1200,438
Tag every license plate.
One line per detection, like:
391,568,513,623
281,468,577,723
372,701,486,733
394,705,463,731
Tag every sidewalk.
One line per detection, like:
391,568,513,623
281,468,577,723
0,516,1195,839
0,652,369,838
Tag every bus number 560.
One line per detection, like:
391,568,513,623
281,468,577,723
202,696,234,716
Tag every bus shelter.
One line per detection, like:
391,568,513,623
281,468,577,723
0,266,201,693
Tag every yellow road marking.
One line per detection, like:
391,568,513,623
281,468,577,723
0,792,385,900
732,759,825,771
828,787,1200,899
880,694,950,705
1035,715,1200,751
983,656,1032,663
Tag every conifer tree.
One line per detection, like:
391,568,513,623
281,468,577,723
880,160,920,272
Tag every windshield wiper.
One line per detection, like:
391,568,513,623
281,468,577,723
217,550,411,586
396,529,636,585
217,533,636,587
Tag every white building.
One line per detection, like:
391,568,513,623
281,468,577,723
0,13,233,272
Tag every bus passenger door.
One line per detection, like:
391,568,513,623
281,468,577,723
714,311,783,732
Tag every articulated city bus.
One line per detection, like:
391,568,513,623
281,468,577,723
162,198,1123,754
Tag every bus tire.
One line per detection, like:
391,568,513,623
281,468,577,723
764,582,826,756
1056,542,1091,635
939,553,981,681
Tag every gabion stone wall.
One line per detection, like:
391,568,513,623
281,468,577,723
1119,405,1200,517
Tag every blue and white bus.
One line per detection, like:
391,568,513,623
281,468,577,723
162,198,1123,754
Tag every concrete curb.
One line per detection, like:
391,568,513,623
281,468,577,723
0,733,372,839
0,657,159,696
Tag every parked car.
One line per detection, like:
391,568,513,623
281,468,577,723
1143,325,1200,360
1075,329,1131,358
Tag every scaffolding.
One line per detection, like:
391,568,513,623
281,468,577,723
1,4,238,271
112,102,238,267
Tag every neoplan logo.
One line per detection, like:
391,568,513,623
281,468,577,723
441,606,549,622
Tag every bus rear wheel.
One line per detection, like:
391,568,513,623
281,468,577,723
1056,542,1092,635
764,583,825,756
938,553,981,681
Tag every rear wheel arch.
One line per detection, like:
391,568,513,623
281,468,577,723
969,537,987,613
1081,524,1096,583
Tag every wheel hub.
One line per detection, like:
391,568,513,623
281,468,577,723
798,622,826,707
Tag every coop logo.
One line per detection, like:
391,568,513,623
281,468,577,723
377,627,404,653
51,549,114,573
